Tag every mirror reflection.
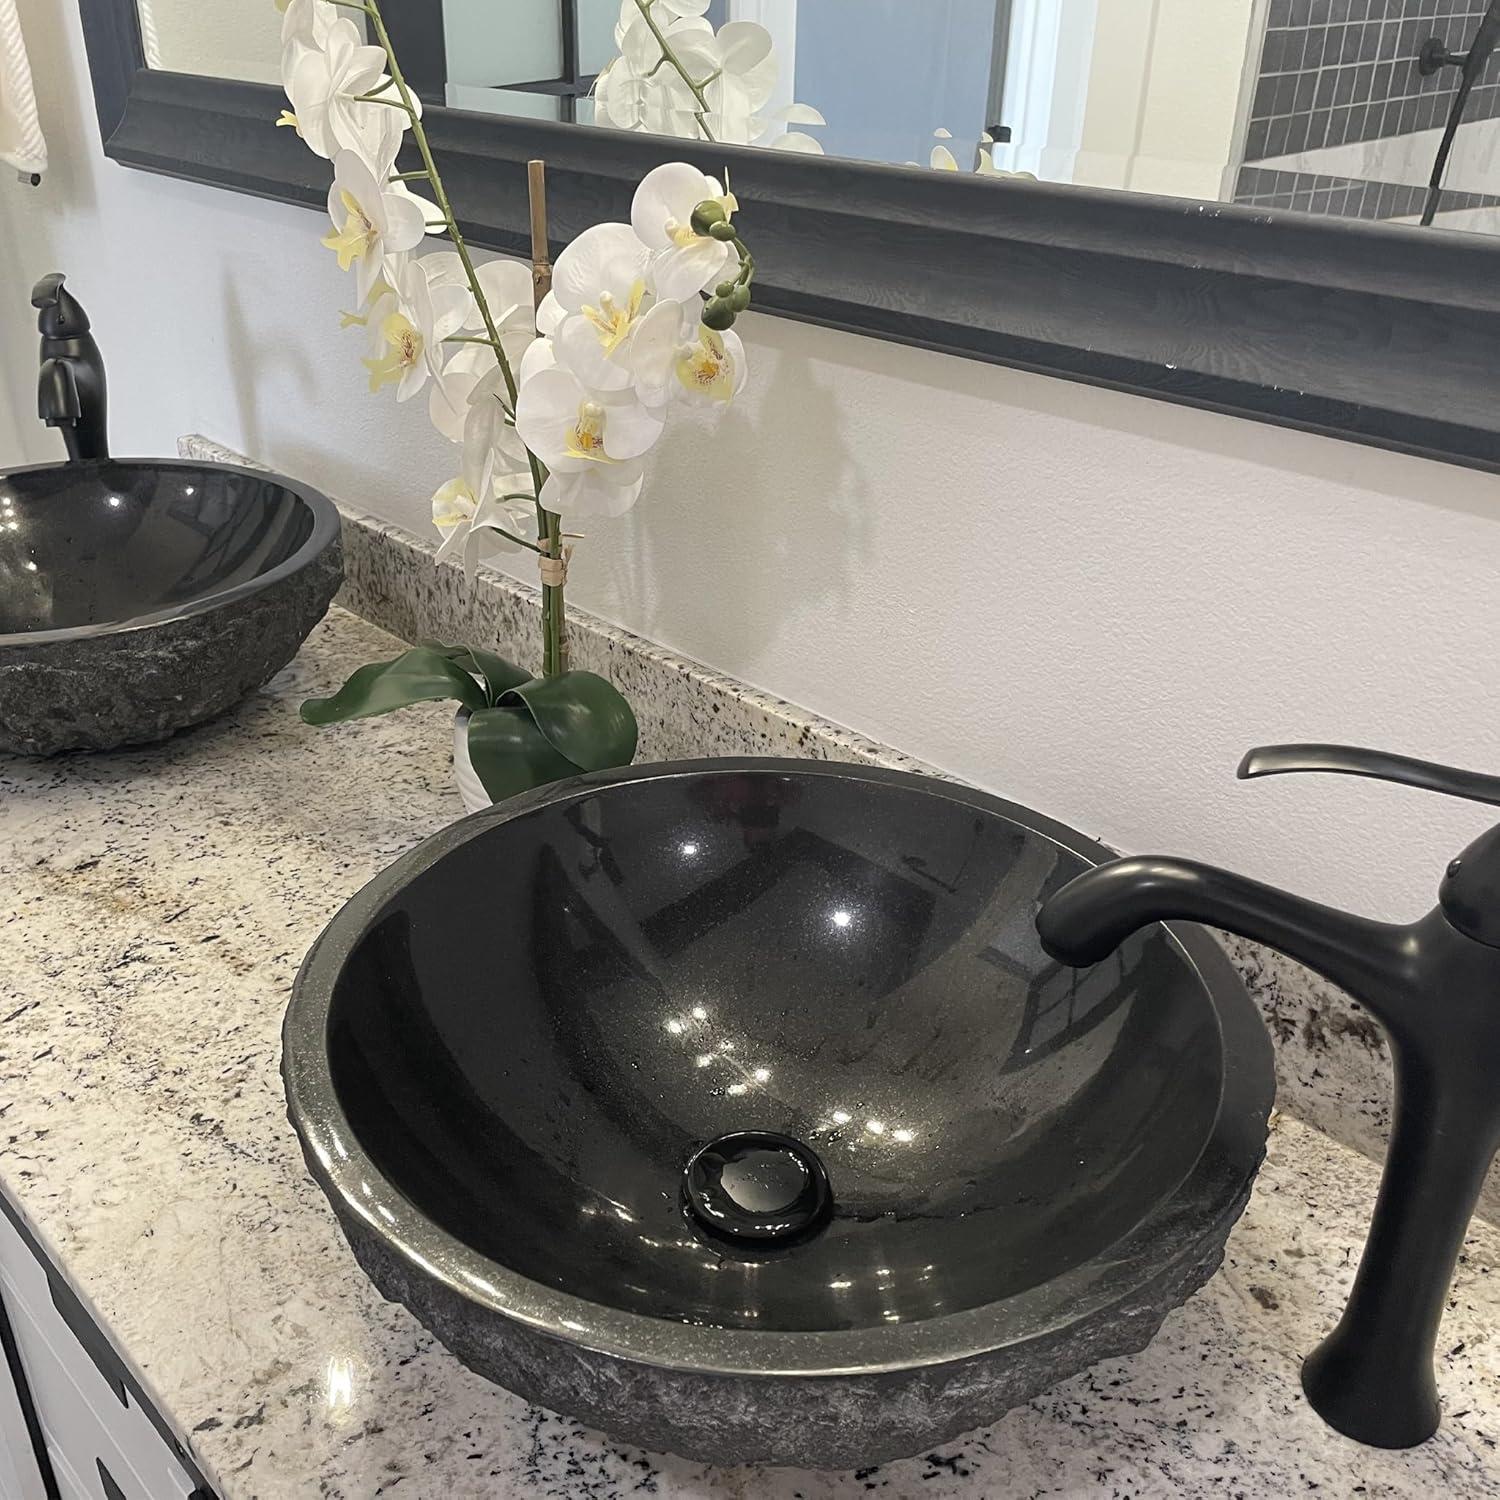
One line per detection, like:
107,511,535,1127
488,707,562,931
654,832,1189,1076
138,0,1500,236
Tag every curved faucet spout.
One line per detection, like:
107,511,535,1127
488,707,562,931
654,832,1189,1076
1037,856,1411,1014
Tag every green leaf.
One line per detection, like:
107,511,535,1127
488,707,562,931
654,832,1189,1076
465,703,581,803
300,646,488,726
419,642,531,705
501,671,639,773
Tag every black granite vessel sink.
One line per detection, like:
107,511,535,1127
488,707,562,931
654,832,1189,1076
0,458,341,754
285,761,1274,1468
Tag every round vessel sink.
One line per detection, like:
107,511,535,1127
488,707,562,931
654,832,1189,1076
285,761,1274,1468
0,458,341,754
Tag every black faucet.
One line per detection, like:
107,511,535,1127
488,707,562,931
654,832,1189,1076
1036,743,1500,1450
32,272,108,462
1416,0,1500,224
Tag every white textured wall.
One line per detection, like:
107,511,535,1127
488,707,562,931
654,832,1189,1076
5,0,1500,927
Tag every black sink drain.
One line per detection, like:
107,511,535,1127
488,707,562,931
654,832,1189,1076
682,1131,833,1248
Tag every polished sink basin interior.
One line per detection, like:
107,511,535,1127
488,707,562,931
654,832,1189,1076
335,787,1214,1327
1,459,325,634
0,458,341,753
286,760,1274,1468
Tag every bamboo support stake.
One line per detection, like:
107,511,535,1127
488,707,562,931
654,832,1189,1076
528,159,554,306
528,159,567,673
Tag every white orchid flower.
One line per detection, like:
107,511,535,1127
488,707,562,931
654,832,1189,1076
362,257,468,402
609,13,777,142
516,364,662,518
547,223,655,391
536,290,567,336
610,0,710,41
596,10,819,147
667,21,777,142
599,5,712,133
432,478,533,583
284,17,407,173
761,103,826,154
423,252,535,337
553,223,650,323
475,257,536,331
516,365,663,470
674,324,747,405
631,162,735,303
428,343,489,442
772,132,826,154
461,366,529,502
518,331,557,386
553,314,637,394
541,461,645,520
425,257,536,439
619,297,690,407
280,0,335,72
321,150,428,303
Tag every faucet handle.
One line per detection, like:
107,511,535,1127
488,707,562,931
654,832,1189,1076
1239,743,1500,809
30,272,90,338
30,271,66,309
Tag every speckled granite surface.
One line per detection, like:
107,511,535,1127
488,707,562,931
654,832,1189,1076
1,604,1498,1498
177,434,1500,1226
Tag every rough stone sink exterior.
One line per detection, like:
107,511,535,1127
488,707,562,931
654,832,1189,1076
284,760,1276,1469
0,458,341,754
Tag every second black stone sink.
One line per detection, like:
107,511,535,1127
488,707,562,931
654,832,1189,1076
286,760,1275,1467
0,458,340,754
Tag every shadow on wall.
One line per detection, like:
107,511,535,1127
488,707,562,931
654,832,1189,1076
596,326,871,665
0,197,41,463
220,267,317,466
762,313,1500,527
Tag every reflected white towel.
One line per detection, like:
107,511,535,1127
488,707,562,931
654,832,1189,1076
0,0,45,179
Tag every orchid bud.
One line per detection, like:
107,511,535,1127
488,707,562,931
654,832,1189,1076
715,280,738,299
708,220,738,242
702,297,736,331
728,285,751,312
690,199,727,234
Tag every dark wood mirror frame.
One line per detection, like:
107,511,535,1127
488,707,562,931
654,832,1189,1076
80,0,1500,475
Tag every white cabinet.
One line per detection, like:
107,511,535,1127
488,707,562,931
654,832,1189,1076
0,1206,203,1500
0,1304,49,1500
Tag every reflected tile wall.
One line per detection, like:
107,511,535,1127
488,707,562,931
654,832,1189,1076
1243,0,1500,163
1234,163,1500,216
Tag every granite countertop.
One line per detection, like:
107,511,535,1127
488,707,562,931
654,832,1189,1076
1,604,1498,1499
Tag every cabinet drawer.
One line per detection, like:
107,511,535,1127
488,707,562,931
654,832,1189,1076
0,1209,198,1499
2,1289,196,1500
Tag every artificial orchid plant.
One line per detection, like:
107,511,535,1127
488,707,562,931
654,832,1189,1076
274,0,757,804
593,0,827,152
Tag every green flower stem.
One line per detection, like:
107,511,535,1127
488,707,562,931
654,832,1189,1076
364,0,565,677
542,511,565,672
387,169,430,182
486,526,545,556
631,0,717,142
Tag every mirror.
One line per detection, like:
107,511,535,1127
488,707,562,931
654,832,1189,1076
135,0,1500,237
439,0,1500,233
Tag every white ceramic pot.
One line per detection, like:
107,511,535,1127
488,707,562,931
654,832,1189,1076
452,708,492,815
